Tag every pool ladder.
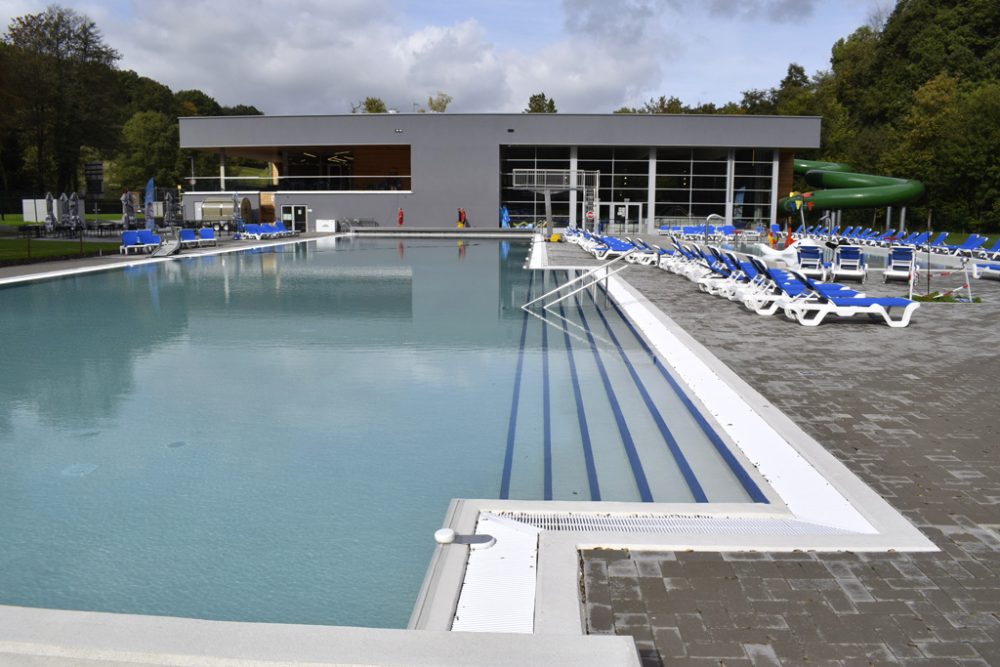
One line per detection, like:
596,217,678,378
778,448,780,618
521,250,635,313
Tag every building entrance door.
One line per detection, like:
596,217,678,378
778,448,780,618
603,202,643,234
280,205,308,232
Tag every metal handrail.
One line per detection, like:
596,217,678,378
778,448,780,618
522,249,635,311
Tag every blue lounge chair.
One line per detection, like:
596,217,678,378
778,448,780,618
590,235,635,260
942,235,988,256
883,246,915,283
972,263,1000,280
137,230,161,253
198,228,217,247
273,220,299,236
179,229,199,249
869,229,897,246
742,262,863,317
831,245,867,283
796,245,828,280
922,232,949,252
120,231,144,255
975,238,1000,260
785,269,919,328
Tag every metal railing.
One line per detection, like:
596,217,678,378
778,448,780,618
523,249,635,312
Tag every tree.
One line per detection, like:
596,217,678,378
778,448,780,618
111,110,180,190
221,104,263,116
524,92,557,113
175,89,222,117
615,95,686,114
3,6,120,191
352,97,388,113
426,91,452,113
117,70,175,117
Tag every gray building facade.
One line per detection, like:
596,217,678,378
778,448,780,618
178,113,820,231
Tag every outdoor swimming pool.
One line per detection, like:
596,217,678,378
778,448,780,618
0,237,764,628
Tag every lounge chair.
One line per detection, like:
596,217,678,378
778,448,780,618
198,228,217,247
975,238,1000,260
796,245,828,281
137,230,161,253
830,245,867,283
941,235,988,256
972,263,1000,280
120,231,144,255
868,229,896,246
742,262,864,317
273,220,300,236
600,236,638,260
883,246,915,283
179,229,199,249
784,269,920,328
922,232,949,252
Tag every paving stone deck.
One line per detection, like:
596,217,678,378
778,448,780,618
547,242,1000,666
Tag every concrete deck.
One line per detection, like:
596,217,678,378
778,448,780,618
544,243,1000,666
0,232,330,284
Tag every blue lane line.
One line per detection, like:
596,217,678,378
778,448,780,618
585,289,708,503
603,287,770,504
572,288,653,502
499,270,534,499
542,298,552,501
557,271,601,501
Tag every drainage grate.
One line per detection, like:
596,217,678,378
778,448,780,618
495,512,850,536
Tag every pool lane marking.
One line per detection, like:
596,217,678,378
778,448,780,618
572,289,653,502
542,297,552,501
557,271,601,501
500,271,535,499
585,287,708,503
602,284,770,504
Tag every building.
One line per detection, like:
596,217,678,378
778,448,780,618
178,113,820,231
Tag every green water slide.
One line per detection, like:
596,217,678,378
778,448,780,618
778,159,924,213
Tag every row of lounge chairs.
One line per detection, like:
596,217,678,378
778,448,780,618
179,228,217,249
665,237,920,327
241,222,300,239
656,224,739,240
795,224,1000,258
565,229,920,327
120,230,163,255
121,229,217,254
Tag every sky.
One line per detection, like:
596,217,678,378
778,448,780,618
0,0,889,115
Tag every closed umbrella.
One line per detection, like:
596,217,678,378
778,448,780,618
44,192,55,231
144,178,156,231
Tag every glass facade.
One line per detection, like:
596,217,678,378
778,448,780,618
192,146,412,192
501,145,776,228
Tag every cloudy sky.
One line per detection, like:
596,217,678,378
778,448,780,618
1,0,888,115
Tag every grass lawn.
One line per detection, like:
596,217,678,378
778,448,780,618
0,238,120,263
0,213,128,227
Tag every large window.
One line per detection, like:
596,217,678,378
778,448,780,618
655,148,729,222
500,146,571,226
500,144,776,227
732,149,773,227
195,145,412,192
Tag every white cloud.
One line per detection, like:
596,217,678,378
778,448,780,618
0,0,883,115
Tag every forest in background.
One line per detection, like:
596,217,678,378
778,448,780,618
1,0,997,230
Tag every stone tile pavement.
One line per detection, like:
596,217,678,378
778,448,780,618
547,241,1000,666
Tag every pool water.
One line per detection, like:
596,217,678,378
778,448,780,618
0,237,761,628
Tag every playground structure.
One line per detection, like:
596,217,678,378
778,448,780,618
511,168,600,238
779,159,925,232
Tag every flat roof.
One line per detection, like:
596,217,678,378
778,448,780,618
179,113,821,152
